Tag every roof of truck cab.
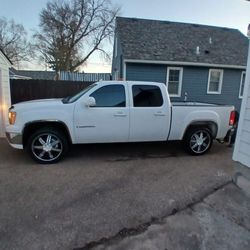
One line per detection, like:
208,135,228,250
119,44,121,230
98,80,165,85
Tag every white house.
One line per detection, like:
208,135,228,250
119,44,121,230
0,49,12,137
233,26,250,168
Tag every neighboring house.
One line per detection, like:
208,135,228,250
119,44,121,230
0,49,12,137
11,70,111,82
112,17,249,111
13,70,57,80
59,72,111,82
9,67,31,80
233,31,250,168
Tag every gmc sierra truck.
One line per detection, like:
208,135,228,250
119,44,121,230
6,81,235,164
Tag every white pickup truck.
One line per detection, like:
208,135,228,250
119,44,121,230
6,81,235,164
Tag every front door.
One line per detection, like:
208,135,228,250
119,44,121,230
74,83,129,143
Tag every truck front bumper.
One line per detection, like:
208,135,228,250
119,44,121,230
5,132,23,149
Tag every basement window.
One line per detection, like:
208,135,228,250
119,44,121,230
207,69,223,94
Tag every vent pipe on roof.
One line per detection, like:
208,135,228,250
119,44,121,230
209,37,213,44
196,46,200,55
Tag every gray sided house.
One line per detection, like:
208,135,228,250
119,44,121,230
112,17,249,111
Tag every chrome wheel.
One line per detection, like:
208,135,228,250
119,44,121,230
31,133,63,162
189,130,211,154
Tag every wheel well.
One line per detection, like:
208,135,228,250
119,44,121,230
183,121,218,139
22,121,72,147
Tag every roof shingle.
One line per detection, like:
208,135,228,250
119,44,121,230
116,17,249,66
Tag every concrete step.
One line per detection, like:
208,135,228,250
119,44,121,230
234,172,250,197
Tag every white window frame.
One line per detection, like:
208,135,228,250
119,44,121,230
239,71,246,99
166,67,183,97
207,69,223,94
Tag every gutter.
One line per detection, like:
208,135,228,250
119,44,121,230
123,59,246,70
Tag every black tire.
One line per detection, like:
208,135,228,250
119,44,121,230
27,127,69,164
184,127,213,155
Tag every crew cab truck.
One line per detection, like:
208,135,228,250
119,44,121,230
6,81,235,164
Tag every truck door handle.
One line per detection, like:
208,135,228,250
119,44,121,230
154,111,165,117
114,112,127,117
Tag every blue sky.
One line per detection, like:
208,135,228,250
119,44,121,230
1,0,250,72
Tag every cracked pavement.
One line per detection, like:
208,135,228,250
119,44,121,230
0,139,239,249
86,183,250,250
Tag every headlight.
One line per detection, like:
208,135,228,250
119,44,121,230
8,111,16,125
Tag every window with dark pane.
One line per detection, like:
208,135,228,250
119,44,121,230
90,85,125,107
240,72,246,98
132,85,163,107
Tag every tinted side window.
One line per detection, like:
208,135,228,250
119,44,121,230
132,85,163,107
90,85,125,107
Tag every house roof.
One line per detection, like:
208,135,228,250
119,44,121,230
116,17,249,66
0,48,12,65
9,67,32,80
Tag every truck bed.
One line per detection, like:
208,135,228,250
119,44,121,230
168,103,234,141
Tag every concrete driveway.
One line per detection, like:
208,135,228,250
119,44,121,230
0,139,234,250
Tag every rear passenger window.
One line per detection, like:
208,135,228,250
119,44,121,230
132,85,163,107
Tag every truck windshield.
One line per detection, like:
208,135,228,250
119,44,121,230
62,84,96,104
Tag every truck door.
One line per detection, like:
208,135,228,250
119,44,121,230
74,83,129,143
129,84,170,142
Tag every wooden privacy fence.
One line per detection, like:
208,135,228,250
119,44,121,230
10,79,92,104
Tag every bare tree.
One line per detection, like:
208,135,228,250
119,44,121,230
34,0,119,72
0,17,33,66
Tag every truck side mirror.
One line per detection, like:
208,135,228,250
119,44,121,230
85,97,96,107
